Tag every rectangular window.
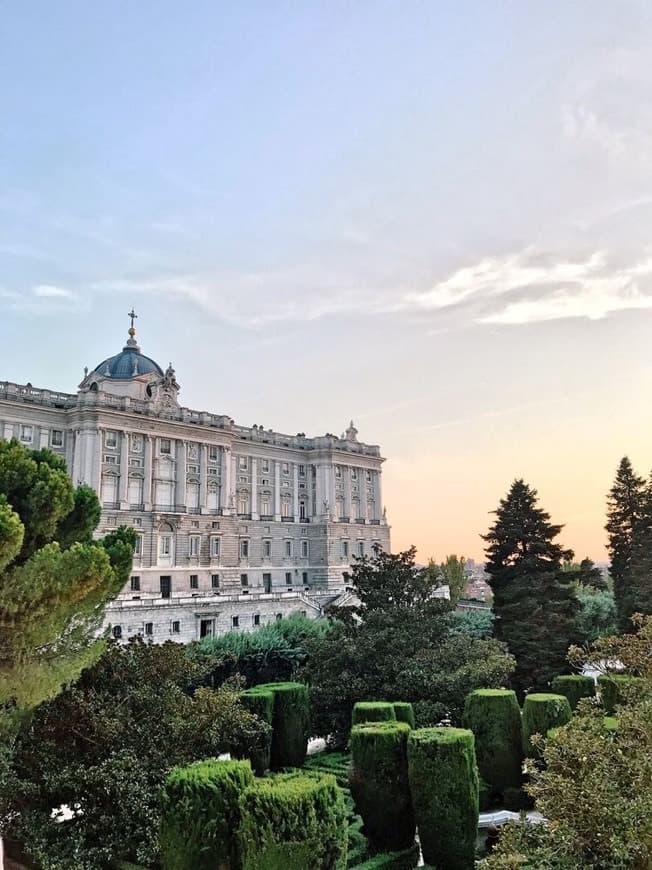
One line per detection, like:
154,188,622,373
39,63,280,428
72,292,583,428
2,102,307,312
276,613,283,621
190,574,199,590
285,571,292,585
105,430,117,449
211,537,221,558
240,539,249,559
358,542,365,557
189,535,200,557
238,475,248,483
160,576,171,598
263,573,272,592
263,539,272,558
129,458,143,467
188,464,199,473
130,575,140,592
134,535,143,557
208,445,219,462
112,625,122,639
366,470,372,481
298,464,305,476
200,618,214,638
261,459,270,472
351,468,358,480
172,621,180,634
253,614,260,626
160,535,171,557
282,462,290,474
160,438,171,454
50,429,64,447
208,467,218,476
335,465,342,478
104,455,117,465
131,434,143,453
240,573,249,587
232,616,239,628
211,573,220,589
302,571,308,585
342,541,349,558
144,622,154,636
239,456,248,470
301,541,309,558
285,540,292,557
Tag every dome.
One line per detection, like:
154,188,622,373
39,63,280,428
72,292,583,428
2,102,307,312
93,324,164,380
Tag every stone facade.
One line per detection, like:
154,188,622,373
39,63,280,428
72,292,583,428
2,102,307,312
0,322,390,643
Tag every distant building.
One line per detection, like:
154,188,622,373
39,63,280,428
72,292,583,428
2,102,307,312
463,558,492,602
0,316,390,642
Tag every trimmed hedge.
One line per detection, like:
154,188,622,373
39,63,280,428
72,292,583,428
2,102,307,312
550,674,596,710
160,758,253,870
256,681,310,769
349,721,415,852
240,686,275,773
462,689,522,791
407,727,478,870
350,843,420,869
522,693,572,757
352,701,397,726
392,702,415,729
238,771,347,870
597,674,645,715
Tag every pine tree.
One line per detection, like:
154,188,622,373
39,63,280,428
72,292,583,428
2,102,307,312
622,473,652,627
605,457,645,631
483,479,579,697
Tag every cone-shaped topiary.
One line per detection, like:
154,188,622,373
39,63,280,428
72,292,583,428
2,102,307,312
550,674,596,710
407,727,479,870
522,693,572,757
256,681,311,769
160,758,253,870
238,771,347,870
392,702,415,728
351,701,397,726
239,686,275,773
462,688,523,791
597,674,645,715
349,721,415,852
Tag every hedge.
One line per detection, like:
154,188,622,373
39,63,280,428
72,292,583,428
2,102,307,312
392,702,415,729
256,681,311,769
240,686,275,773
462,689,522,791
349,721,415,852
350,843,420,869
160,759,253,870
351,701,397,726
550,674,596,710
407,727,478,870
521,693,572,757
597,674,645,715
238,771,347,870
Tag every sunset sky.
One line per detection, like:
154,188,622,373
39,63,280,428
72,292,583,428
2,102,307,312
2,2,652,561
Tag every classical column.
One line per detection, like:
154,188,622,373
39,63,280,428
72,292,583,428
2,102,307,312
91,430,103,492
360,474,368,522
343,466,352,519
292,463,299,521
72,430,82,486
118,431,129,507
229,452,237,514
143,435,153,511
327,465,336,518
375,471,384,523
314,464,323,519
251,457,259,520
274,460,281,520
199,444,208,513
175,439,187,510
221,447,231,513
39,427,48,449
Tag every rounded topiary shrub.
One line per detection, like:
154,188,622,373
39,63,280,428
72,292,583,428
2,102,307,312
351,701,397,726
462,688,523,791
349,721,415,852
597,674,645,715
238,771,347,870
392,702,415,728
239,686,275,773
522,693,572,757
550,674,596,710
256,681,310,769
160,758,253,870
407,727,479,870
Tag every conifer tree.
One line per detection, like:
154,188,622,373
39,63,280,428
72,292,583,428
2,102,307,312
622,473,652,626
605,457,645,630
483,479,579,697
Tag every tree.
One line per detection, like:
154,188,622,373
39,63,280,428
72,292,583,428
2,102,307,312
562,557,608,592
574,586,617,643
437,554,468,605
302,548,514,745
622,474,652,627
483,479,579,697
0,439,134,736
3,639,269,869
606,457,646,631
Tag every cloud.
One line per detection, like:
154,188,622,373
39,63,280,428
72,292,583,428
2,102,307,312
32,284,76,299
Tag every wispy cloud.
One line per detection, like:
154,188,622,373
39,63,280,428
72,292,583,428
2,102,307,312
32,284,77,299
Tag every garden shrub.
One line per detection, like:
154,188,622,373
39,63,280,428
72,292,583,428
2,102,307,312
350,843,420,869
238,771,347,870
256,681,310,768
351,701,397,726
597,674,645,715
239,686,274,773
603,715,619,731
522,693,572,757
349,721,415,852
550,674,596,710
160,758,253,870
407,727,479,870
392,702,415,728
462,688,522,791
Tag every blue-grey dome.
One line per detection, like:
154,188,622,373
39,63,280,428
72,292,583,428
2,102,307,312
94,344,164,380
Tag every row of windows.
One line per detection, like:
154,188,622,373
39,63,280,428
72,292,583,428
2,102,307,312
112,610,306,640
156,535,311,559
129,571,311,596
104,432,222,462
16,424,64,447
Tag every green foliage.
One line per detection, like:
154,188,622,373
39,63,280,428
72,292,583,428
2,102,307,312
483,479,579,697
302,547,514,746
597,674,645,715
160,759,253,870
562,557,608,591
56,484,101,549
352,701,396,726
574,586,618,643
521,693,572,757
437,554,468,606
407,727,479,870
256,681,310,769
3,639,269,868
550,675,596,710
349,721,414,852
350,844,420,869
392,702,415,728
239,686,274,773
238,771,348,870
462,688,523,790
449,607,494,638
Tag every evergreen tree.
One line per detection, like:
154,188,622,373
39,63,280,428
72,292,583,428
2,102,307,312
605,457,645,630
623,472,652,626
483,479,579,697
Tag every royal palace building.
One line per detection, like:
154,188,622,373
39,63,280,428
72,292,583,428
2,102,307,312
0,319,391,643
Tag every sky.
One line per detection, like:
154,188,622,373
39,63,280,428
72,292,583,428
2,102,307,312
2,1,652,561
